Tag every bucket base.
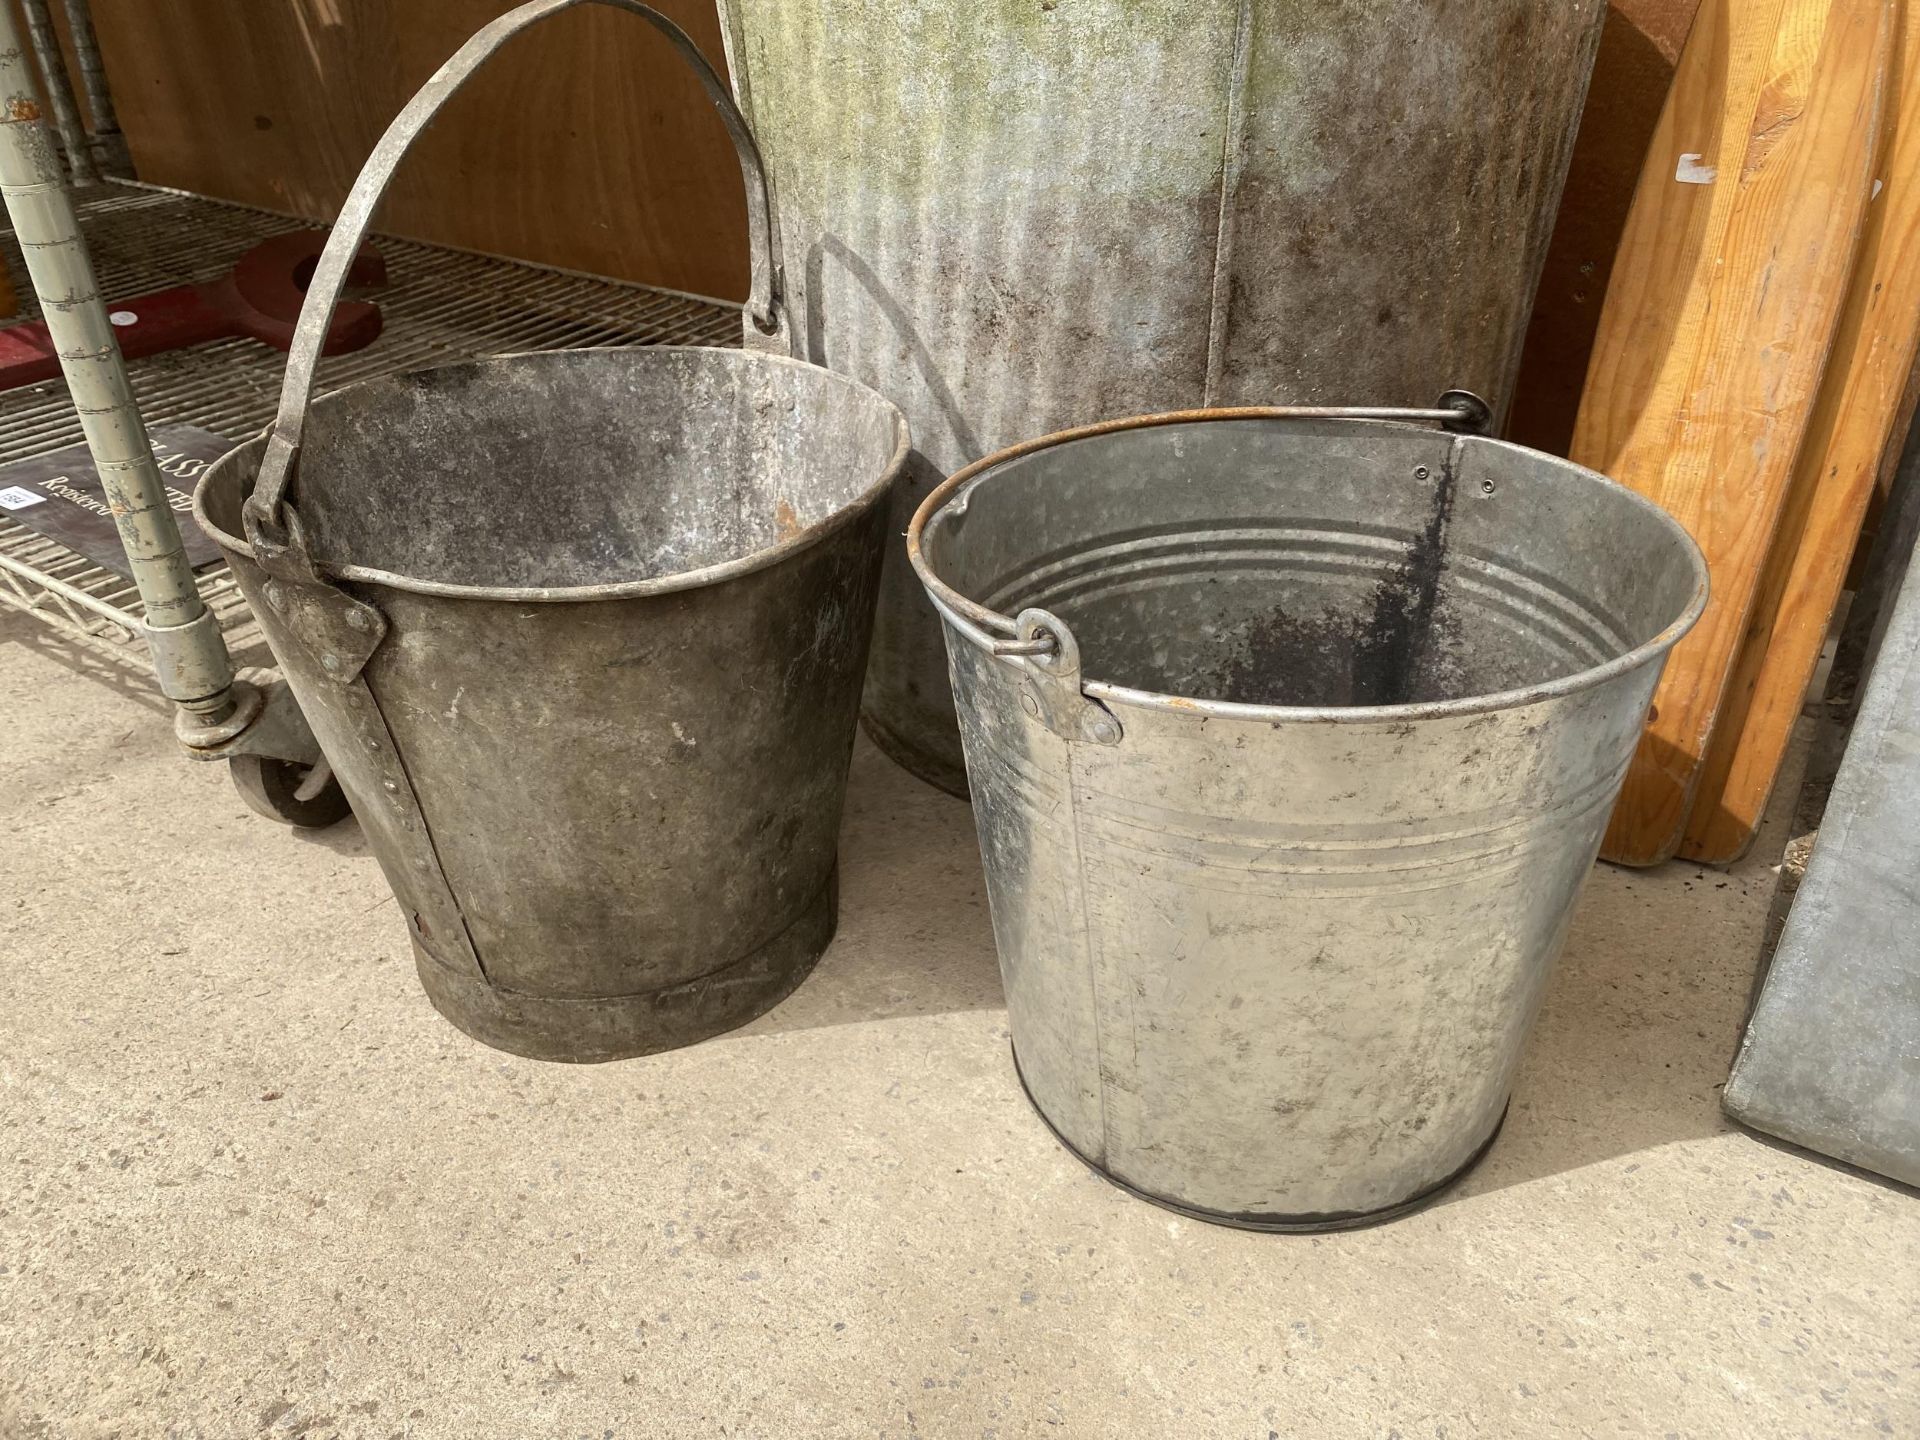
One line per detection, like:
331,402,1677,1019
413,874,838,1063
860,709,970,800
1012,1046,1507,1233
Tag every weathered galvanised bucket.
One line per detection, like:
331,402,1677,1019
719,0,1609,796
908,399,1708,1228
195,0,909,1063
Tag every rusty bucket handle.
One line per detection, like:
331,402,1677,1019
243,0,785,577
907,391,1495,663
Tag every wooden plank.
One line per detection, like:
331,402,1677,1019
81,0,748,301
1571,0,1893,866
1682,0,1920,862
1507,0,1705,456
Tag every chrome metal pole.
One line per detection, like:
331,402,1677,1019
0,8,235,720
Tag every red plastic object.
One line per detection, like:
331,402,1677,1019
0,231,386,390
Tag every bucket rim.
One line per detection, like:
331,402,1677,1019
906,407,1710,726
193,346,913,604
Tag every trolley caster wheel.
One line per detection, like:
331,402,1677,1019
227,755,352,829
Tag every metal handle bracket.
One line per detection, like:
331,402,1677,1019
1011,609,1122,746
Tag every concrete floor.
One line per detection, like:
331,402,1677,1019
2,610,1916,1440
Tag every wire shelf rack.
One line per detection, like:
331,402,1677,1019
0,179,741,664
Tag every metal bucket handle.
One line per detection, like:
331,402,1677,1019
242,0,787,578
910,392,1492,659
905,391,1493,745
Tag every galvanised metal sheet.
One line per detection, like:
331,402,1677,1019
720,0,1608,794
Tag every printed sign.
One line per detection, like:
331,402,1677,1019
0,426,231,579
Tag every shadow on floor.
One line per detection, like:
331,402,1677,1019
1437,862,1799,1207
736,736,1006,1035
757,734,1800,1204
163,672,1792,1201
1435,873,1758,1208
291,813,371,859
0,606,174,718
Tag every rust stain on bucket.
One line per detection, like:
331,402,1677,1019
774,498,803,541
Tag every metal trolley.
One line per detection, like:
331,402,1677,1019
0,6,737,824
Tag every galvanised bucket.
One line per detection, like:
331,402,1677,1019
195,0,909,1063
719,0,1609,796
908,399,1708,1228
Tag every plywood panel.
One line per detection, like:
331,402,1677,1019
84,0,749,300
1572,0,1893,866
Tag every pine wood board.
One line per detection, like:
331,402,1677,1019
1571,0,1894,866
1682,0,1920,862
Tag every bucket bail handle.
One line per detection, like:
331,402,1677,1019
960,391,1495,664
243,0,788,575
